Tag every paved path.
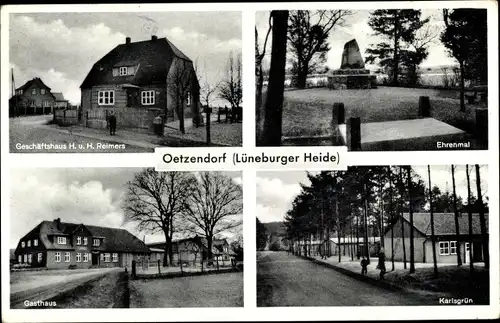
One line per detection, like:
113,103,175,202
257,252,432,307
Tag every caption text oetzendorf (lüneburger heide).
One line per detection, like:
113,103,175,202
161,151,340,166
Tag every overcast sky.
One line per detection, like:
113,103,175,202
9,168,242,248
257,165,489,223
256,9,456,72
9,12,241,104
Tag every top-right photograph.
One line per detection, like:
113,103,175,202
255,9,489,150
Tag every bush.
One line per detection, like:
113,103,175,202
68,264,77,269
12,263,30,269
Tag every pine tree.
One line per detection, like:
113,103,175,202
365,10,429,85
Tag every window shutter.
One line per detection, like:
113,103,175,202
112,68,118,77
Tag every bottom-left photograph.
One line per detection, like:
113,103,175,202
9,168,243,309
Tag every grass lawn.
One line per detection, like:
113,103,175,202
130,272,243,308
165,122,242,146
281,87,486,139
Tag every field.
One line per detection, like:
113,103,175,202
130,272,243,308
281,86,485,138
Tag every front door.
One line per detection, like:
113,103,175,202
92,252,99,266
465,243,471,264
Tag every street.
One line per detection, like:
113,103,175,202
9,115,152,153
257,251,431,306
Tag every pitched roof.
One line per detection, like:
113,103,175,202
80,37,192,88
52,92,66,101
16,77,52,92
36,220,150,253
401,213,488,236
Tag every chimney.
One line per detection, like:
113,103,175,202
125,37,131,44
151,35,158,41
54,218,61,229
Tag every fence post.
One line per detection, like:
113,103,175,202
179,251,183,275
131,260,136,280
216,257,219,272
157,259,161,275
333,102,345,125
347,117,361,151
201,257,204,273
217,108,221,123
205,107,211,146
85,111,89,127
475,108,488,146
418,96,431,117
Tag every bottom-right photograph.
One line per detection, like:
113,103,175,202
256,165,490,307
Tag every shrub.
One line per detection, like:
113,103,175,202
12,263,30,269
68,264,77,270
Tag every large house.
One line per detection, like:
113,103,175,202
14,218,151,269
80,35,200,131
148,236,233,265
383,213,489,264
9,77,60,116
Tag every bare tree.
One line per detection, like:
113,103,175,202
427,165,438,277
219,51,243,109
475,165,489,269
183,172,243,262
451,165,462,266
124,169,196,267
288,10,351,89
168,59,196,134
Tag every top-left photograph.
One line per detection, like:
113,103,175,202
8,11,243,153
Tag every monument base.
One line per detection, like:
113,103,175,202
327,72,377,90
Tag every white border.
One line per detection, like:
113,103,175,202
1,1,499,322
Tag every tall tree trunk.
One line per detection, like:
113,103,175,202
428,165,438,277
337,195,341,263
350,219,354,261
459,60,465,112
364,184,370,264
379,174,385,248
407,166,415,273
260,10,289,146
356,214,360,259
392,11,400,86
466,165,474,274
207,236,213,265
475,164,489,269
388,167,395,271
178,98,185,134
399,167,407,269
297,62,309,89
451,165,462,266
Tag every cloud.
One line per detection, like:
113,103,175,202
10,169,125,247
256,176,301,223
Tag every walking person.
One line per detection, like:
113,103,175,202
108,110,117,135
377,248,387,280
360,256,368,275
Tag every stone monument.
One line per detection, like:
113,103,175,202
328,39,377,89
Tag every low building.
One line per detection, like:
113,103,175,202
383,213,489,264
148,236,233,265
14,218,151,269
52,92,69,110
10,77,57,116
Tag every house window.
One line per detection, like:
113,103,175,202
77,236,82,245
98,90,115,105
141,90,155,105
76,253,82,262
55,252,61,263
34,239,38,246
43,100,50,107
439,241,450,255
450,241,457,255
64,252,71,262
21,241,25,248
18,255,22,263
104,253,111,262
93,238,100,246
38,253,42,263
57,237,67,245
112,253,118,262
119,67,128,76
83,253,89,262
24,254,27,263
27,240,31,247
41,89,46,95
32,88,37,95
186,91,191,106
83,237,88,245
28,254,32,263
